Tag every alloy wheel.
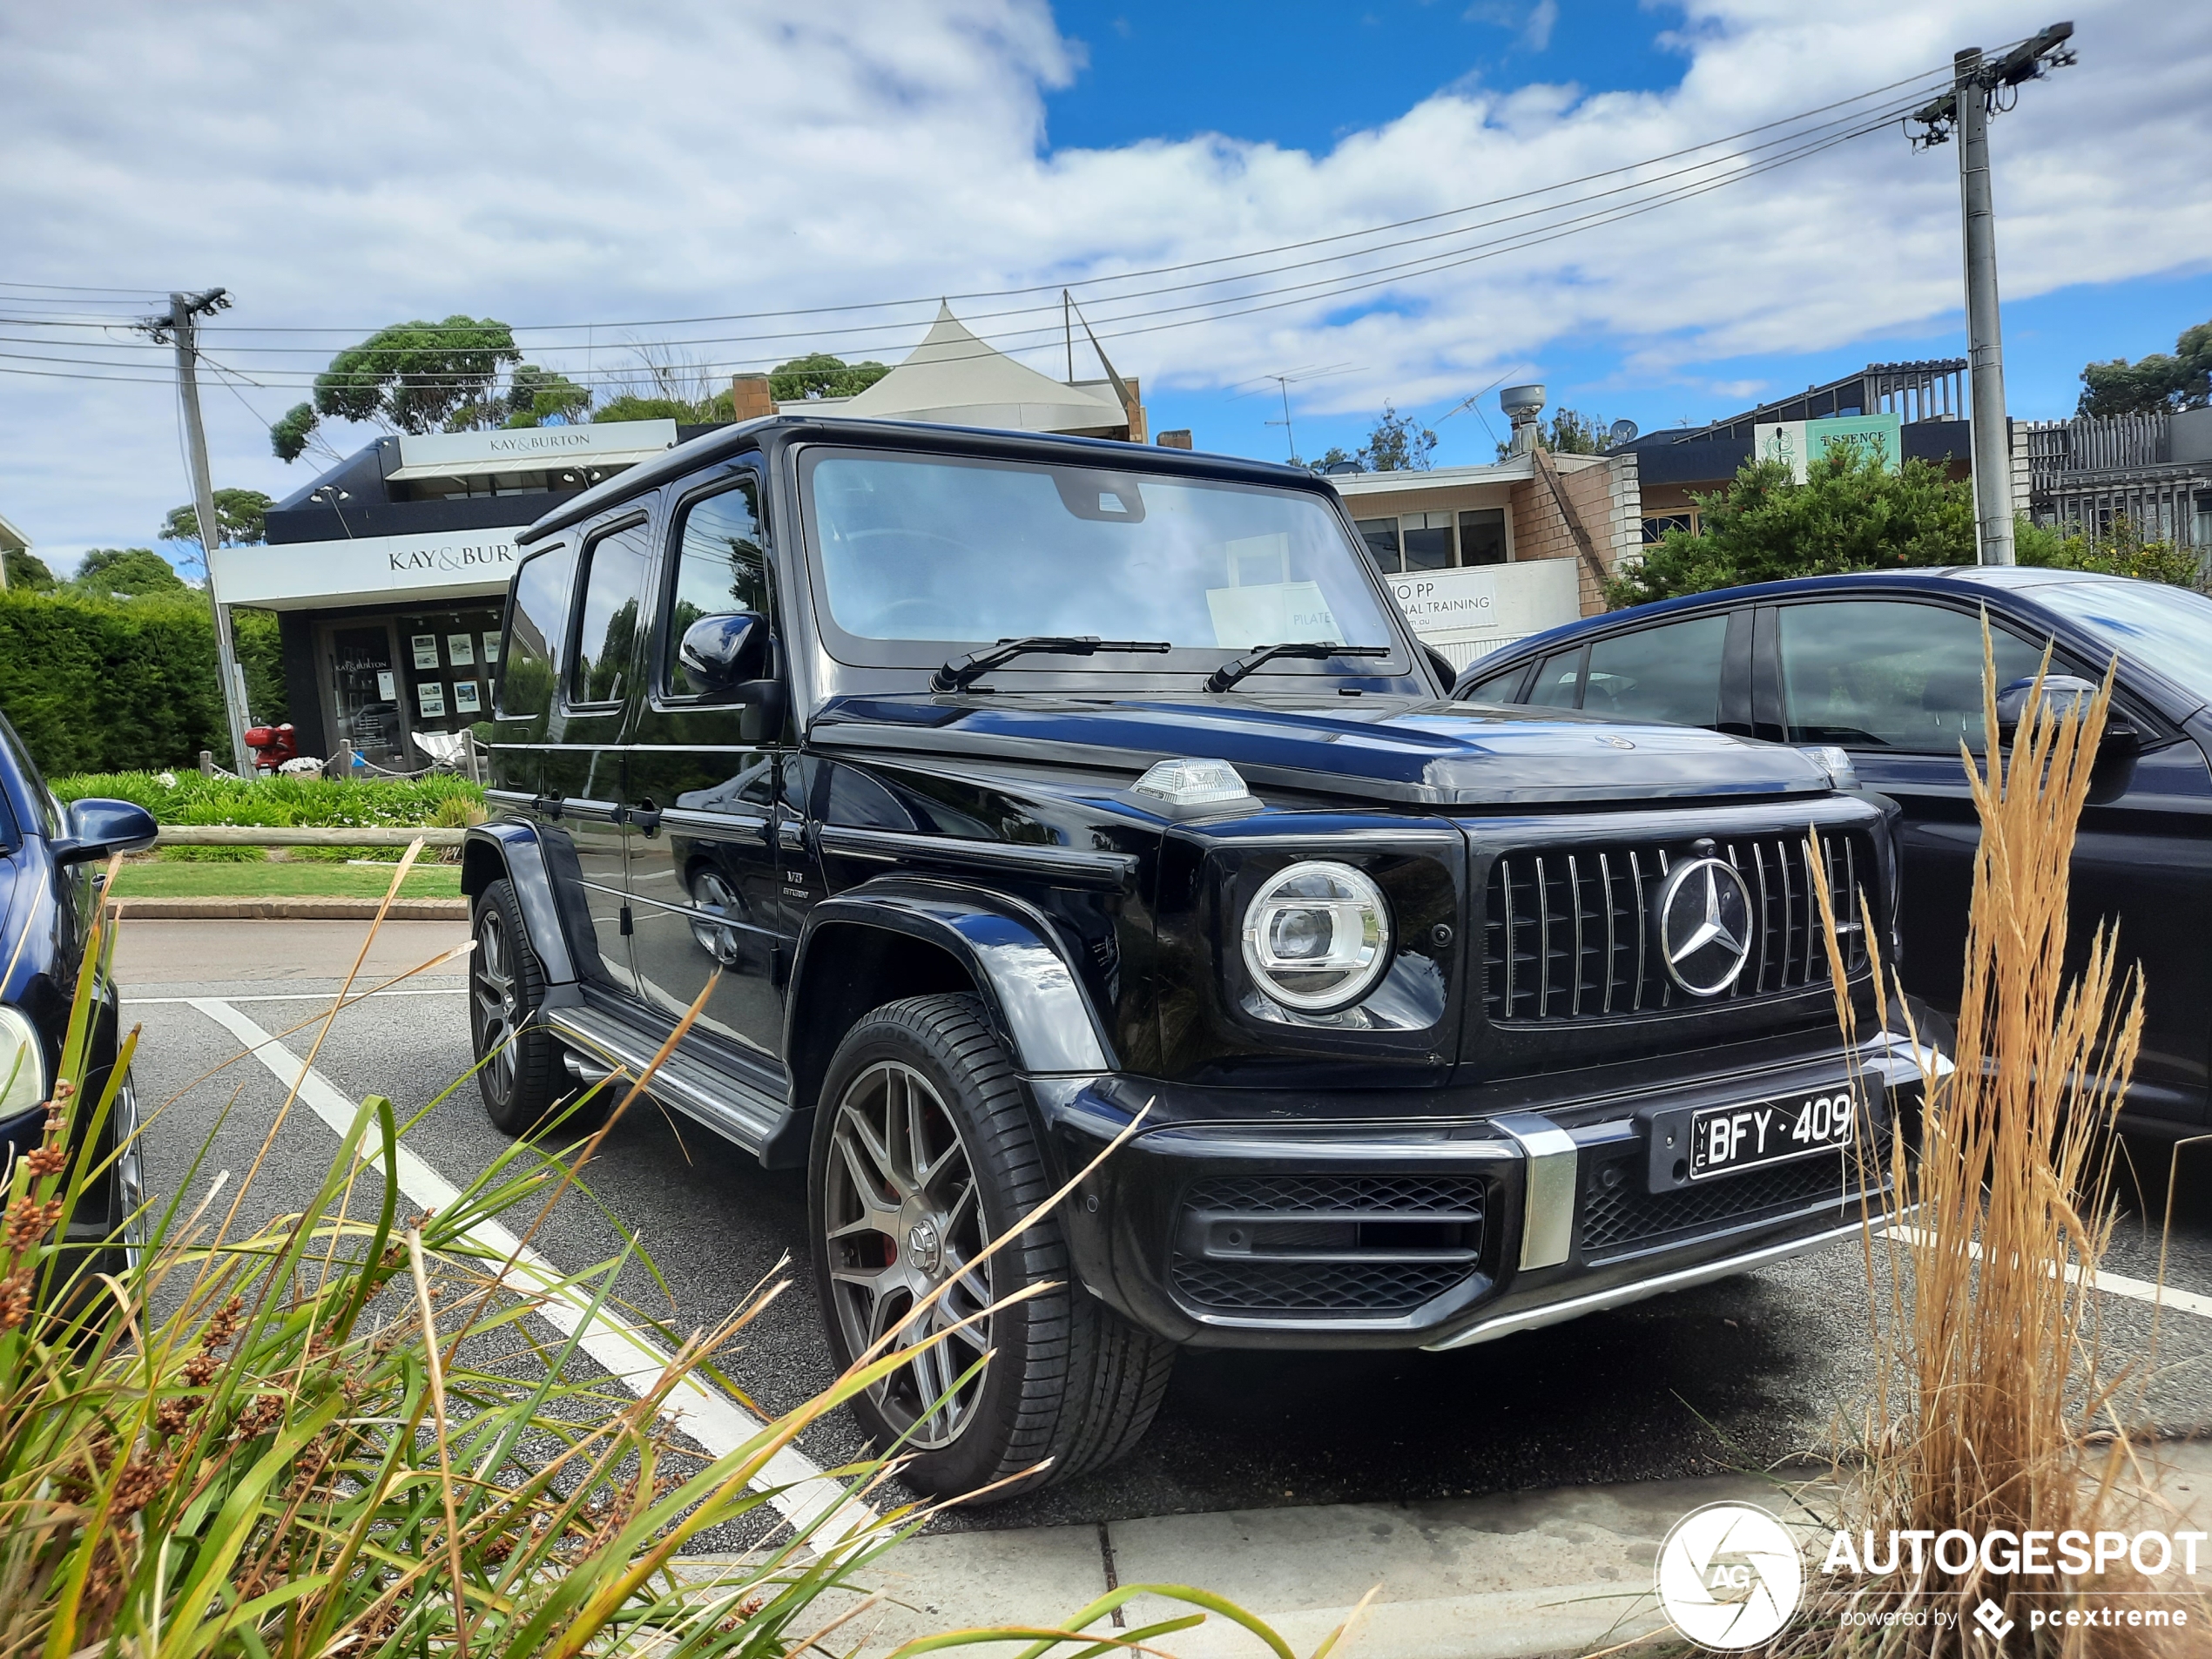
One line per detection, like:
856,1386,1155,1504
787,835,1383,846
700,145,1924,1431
822,1060,994,1450
473,906,520,1099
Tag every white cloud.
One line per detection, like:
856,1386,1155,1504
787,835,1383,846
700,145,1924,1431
1522,0,1559,52
0,0,2207,557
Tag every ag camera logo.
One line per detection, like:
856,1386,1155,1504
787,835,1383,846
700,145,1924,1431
1656,1501,1804,1649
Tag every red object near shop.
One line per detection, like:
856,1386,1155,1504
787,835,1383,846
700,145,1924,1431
244,723,300,769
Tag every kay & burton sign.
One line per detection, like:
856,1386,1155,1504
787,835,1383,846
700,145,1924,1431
208,529,520,611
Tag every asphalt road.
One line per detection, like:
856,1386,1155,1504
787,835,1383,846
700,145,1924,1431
117,919,2212,1536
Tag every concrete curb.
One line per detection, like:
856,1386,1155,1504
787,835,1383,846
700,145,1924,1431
680,1445,2212,1658
105,897,469,921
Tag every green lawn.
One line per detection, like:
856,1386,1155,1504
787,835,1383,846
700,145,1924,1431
108,860,464,900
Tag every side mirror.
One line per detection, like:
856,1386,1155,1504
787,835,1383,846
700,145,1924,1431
678,612,771,699
1993,675,2139,752
54,798,158,866
737,679,788,744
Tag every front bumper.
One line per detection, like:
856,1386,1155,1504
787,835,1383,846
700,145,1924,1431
1038,1024,1948,1352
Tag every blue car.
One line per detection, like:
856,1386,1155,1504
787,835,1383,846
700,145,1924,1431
1453,567,2212,1132
0,713,158,1292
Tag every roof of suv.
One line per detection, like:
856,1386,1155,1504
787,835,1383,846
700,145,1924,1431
516,413,1325,547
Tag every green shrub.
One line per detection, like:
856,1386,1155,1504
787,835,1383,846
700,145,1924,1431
1608,449,1975,608
0,590,287,774
49,772,485,828
2015,516,2209,587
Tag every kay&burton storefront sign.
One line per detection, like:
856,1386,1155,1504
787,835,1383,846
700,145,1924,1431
208,529,520,611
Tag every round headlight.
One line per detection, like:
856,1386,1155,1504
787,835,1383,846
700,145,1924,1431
0,1006,48,1122
1241,860,1392,1013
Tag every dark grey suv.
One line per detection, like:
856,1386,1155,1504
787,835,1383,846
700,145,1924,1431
465,415,1941,1500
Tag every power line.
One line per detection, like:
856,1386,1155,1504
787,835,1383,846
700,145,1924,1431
25,80,1950,368
50,46,2002,345
0,71,1966,395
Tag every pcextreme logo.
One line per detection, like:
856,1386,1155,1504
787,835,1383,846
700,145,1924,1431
1656,1502,1804,1649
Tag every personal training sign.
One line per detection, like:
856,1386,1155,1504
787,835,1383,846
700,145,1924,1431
208,529,519,611
1386,557,1579,651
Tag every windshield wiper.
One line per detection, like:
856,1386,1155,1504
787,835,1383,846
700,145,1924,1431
933,636,1172,693
1205,641,1390,693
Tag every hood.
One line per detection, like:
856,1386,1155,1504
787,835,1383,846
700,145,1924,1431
808,693,1832,806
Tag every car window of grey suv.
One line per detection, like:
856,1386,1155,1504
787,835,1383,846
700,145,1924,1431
570,520,652,707
1778,600,2046,751
801,448,1399,662
663,480,772,696
496,542,576,728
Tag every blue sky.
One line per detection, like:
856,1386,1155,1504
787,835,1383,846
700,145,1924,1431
1043,0,2212,469
3,1,2208,569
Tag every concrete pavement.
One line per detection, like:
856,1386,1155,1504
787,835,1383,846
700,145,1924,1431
111,918,2212,1656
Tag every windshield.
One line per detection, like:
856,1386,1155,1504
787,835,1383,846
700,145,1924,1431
2038,579,2212,706
800,448,1401,670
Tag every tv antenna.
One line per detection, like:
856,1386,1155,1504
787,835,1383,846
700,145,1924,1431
1235,363,1356,463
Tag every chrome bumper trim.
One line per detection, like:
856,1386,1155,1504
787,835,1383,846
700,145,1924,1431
1494,1111,1578,1271
1421,1215,1871,1352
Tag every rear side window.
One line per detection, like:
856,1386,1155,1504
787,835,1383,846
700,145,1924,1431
1527,649,1586,709
496,543,577,725
570,520,652,706
1580,614,1729,726
663,479,771,695
1460,662,1527,705
1777,600,2048,751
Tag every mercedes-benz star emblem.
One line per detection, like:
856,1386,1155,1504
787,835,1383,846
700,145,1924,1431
1656,856,1754,996
906,1218,942,1275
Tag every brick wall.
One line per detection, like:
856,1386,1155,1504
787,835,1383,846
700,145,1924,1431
1505,452,1642,616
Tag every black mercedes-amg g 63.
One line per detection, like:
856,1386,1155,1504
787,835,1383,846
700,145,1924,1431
464,415,1936,1500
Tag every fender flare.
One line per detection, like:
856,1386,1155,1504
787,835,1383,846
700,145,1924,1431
787,878,1116,1076
461,822,578,987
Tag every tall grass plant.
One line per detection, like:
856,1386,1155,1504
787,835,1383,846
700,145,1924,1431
1,856,1360,1657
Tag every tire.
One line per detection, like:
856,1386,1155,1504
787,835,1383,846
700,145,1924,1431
807,994,1175,1501
470,879,567,1136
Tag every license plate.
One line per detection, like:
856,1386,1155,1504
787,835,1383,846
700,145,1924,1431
1688,1086,1860,1180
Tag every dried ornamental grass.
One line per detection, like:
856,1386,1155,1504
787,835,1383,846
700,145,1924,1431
1775,632,2201,1657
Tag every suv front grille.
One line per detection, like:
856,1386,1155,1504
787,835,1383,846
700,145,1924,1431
1579,1143,1890,1261
1170,1173,1487,1317
1480,832,1871,1023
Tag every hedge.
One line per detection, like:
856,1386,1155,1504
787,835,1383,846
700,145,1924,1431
47,771,484,828
0,590,287,775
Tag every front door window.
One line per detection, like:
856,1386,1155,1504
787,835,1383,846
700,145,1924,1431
1777,601,2047,751
326,624,406,768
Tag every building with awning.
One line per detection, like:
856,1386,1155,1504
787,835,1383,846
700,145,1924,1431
214,418,689,767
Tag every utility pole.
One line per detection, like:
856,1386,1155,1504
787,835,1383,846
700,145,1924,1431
1912,21,2075,566
142,288,254,776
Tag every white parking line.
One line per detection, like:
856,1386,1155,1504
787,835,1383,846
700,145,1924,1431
1887,1226,2212,1323
186,995,874,1545
129,988,468,1005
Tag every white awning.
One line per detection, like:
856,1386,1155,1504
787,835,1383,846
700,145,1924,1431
837,304,1127,435
210,529,520,610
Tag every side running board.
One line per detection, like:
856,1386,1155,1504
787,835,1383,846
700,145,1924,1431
539,1002,789,1157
